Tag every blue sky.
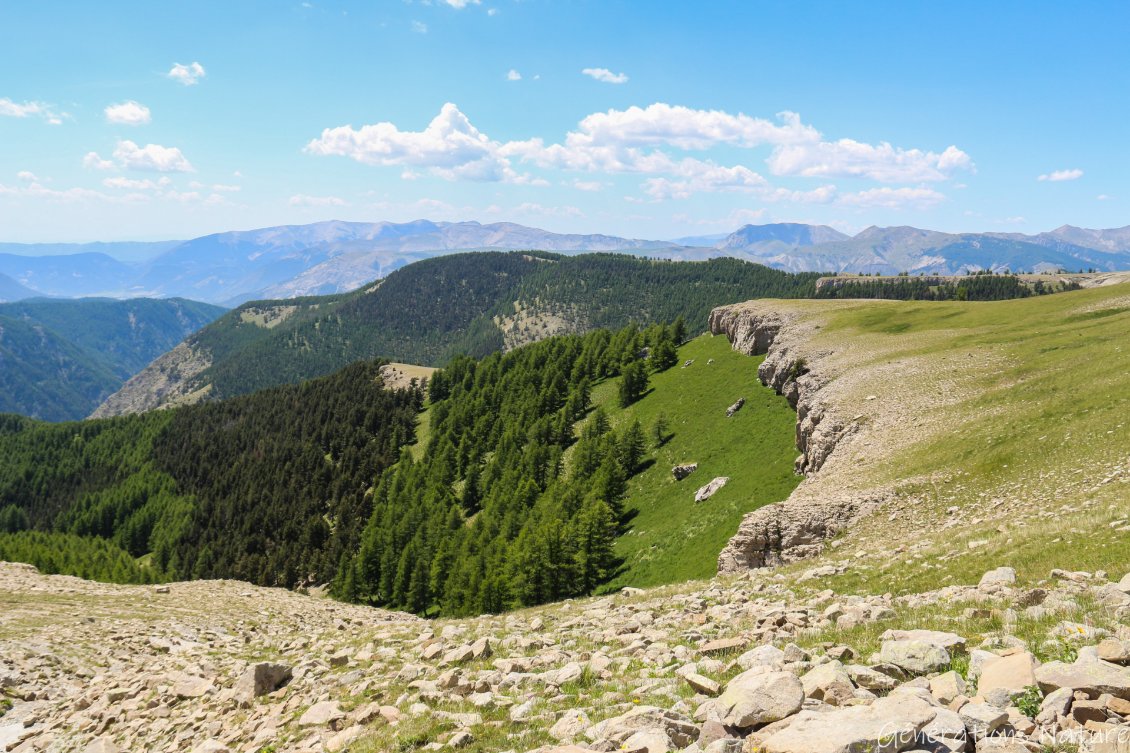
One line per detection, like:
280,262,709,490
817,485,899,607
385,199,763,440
1,0,1127,242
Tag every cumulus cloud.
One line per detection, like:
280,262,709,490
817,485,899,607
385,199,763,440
306,102,971,205
289,194,347,207
582,67,629,84
113,140,194,172
572,180,604,192
0,98,63,125
305,102,522,182
16,171,37,183
1037,168,1083,182
168,62,206,85
837,186,946,208
507,69,522,81
443,0,480,7
767,141,972,182
83,152,116,171
104,101,152,125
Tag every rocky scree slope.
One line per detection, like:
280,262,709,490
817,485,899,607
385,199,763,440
3,560,1130,752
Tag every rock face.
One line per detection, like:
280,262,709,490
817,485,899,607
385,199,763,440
694,477,730,503
709,303,891,574
90,342,213,418
672,463,698,481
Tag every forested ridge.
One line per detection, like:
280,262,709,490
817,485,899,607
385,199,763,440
128,252,821,406
814,273,1081,301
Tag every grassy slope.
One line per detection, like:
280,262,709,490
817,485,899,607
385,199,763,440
592,334,801,589
748,285,1130,596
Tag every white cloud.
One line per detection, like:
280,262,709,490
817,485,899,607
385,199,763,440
113,140,194,172
411,20,428,33
487,7,499,15
443,0,480,7
1097,194,1111,201
582,67,629,84
0,98,63,125
104,101,152,125
507,69,522,81
16,171,37,183
210,183,241,192
102,176,172,190
837,186,946,209
83,152,116,171
289,194,347,207
305,102,522,182
643,164,767,200
168,62,206,85
767,141,972,182
513,202,584,218
306,101,971,207
1037,168,1083,182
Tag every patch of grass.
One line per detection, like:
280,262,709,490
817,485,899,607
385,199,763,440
594,334,801,589
1016,685,1042,718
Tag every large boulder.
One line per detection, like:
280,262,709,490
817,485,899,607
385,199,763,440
716,668,805,728
672,464,698,481
1035,658,1130,699
977,652,1038,698
587,706,699,750
234,662,291,700
879,640,951,675
978,567,1017,589
753,695,937,753
799,661,855,706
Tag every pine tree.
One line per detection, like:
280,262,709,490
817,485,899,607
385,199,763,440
651,413,670,448
618,361,648,407
618,420,646,474
651,338,678,372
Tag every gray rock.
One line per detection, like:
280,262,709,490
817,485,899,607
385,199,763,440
879,640,951,675
673,464,698,481
958,702,1007,740
694,477,730,503
1034,658,1130,699
234,662,291,700
717,668,805,728
1097,638,1130,664
978,567,1017,589
754,694,936,753
299,701,345,729
725,398,745,417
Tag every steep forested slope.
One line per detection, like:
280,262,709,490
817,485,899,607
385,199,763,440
0,298,225,420
0,362,422,587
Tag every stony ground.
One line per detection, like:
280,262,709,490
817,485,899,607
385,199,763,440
2,560,1130,753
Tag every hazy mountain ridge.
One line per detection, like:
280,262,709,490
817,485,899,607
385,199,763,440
6,220,1130,305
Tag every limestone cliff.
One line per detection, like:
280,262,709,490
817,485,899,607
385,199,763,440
709,301,890,573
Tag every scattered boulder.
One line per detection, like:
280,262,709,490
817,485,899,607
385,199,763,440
958,702,1008,740
752,694,936,753
879,640,951,675
684,672,720,696
694,477,730,503
700,638,746,656
1035,658,1130,699
725,398,745,417
234,662,291,700
799,661,855,706
299,701,345,729
1097,638,1130,664
978,567,1018,589
977,652,1038,698
672,463,698,481
715,669,805,728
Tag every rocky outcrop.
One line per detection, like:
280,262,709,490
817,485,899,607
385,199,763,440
710,302,889,573
90,341,213,418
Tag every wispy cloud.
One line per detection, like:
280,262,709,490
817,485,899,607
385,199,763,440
1037,168,1083,182
289,194,347,207
0,97,63,125
167,62,206,85
411,20,428,33
507,69,522,81
582,67,629,84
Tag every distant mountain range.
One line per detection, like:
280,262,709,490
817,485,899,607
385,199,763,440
4,220,1130,305
0,297,225,421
